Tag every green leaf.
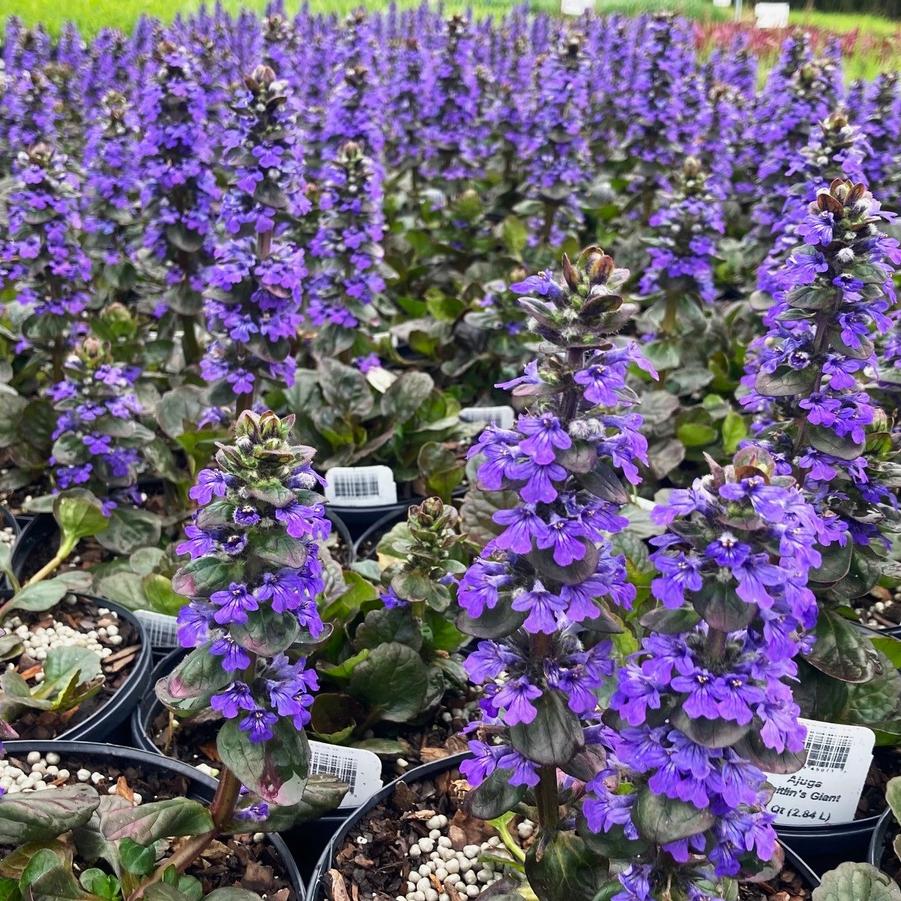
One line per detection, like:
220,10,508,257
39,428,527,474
755,367,817,398
254,531,308,569
44,647,102,687
54,490,109,550
171,557,241,597
347,642,430,723
639,607,701,634
117,840,156,876
524,831,605,901
0,841,71,881
318,651,370,684
501,215,527,257
19,849,61,891
25,864,97,901
96,508,161,556
676,422,718,448
156,645,231,714
509,690,583,767
670,708,751,749
806,610,881,684
230,606,300,655
464,768,525,820
101,799,213,845
721,411,747,454
217,717,311,806
142,574,187,617
812,863,901,901
690,582,757,632
380,372,434,424
353,607,422,652
2,580,68,616
320,570,379,623
0,786,99,844
733,729,807,774
808,425,865,462
887,776,901,823
632,788,715,845
320,360,373,419
0,877,19,901
156,387,209,439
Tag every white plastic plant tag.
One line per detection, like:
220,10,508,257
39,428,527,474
765,718,875,827
325,465,397,507
309,740,383,808
460,405,515,430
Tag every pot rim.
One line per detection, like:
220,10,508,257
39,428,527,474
2,740,305,900
307,752,821,899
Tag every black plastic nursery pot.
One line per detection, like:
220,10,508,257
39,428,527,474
776,816,881,878
351,507,408,561
132,648,350,881
868,807,898,875
1,740,305,901
0,589,152,742
328,498,414,541
307,753,821,899
11,511,61,581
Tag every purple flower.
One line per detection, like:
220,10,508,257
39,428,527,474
211,682,257,718
190,469,233,505
211,582,260,625
240,707,278,743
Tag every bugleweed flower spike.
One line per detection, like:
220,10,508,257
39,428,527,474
590,448,824,900
459,246,655,859
156,411,339,867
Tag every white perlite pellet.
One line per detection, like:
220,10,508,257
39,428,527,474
3,609,120,661
395,814,528,901
0,754,134,799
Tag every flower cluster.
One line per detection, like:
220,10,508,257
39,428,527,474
82,89,141,304
743,179,899,543
756,110,871,298
588,449,823,900
202,64,308,408
136,41,218,340
3,142,91,336
307,140,386,331
170,411,328,749
639,156,725,304
46,337,145,508
459,246,655,801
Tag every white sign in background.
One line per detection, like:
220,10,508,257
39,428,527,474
765,718,875,827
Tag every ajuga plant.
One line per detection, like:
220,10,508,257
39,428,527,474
310,497,478,745
158,410,344,840
203,64,308,416
3,142,91,378
855,72,901,213
636,158,742,481
748,38,841,244
137,40,218,366
306,139,386,343
756,110,871,300
82,89,141,309
524,34,591,251
457,246,655,886
590,447,824,900
46,337,143,502
742,179,901,732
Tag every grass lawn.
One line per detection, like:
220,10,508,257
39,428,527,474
0,0,896,64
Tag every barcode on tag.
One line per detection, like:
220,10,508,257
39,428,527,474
765,718,875,827
460,406,515,430
805,729,852,772
309,740,383,808
325,465,397,507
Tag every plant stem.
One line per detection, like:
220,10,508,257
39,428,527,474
534,766,560,832
0,540,74,621
180,314,201,366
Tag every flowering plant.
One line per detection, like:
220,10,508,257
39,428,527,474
202,64,307,414
742,178,901,731
457,245,653,888
156,410,345,836
286,360,467,499
309,496,477,745
591,448,822,900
